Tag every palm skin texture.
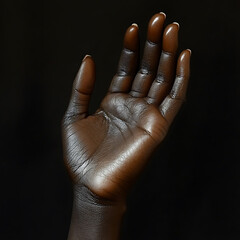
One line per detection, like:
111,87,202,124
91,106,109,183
62,12,191,240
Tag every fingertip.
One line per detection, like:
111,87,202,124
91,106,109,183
132,23,138,28
159,12,166,18
82,54,91,62
162,23,179,53
82,54,95,70
147,13,166,43
124,23,139,51
187,49,192,56
172,22,180,28
165,23,180,35
179,49,191,62
177,49,191,77
75,55,96,94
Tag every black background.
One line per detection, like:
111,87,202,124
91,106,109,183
1,0,240,239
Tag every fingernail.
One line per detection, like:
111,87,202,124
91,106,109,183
159,12,166,18
147,13,165,43
187,49,192,56
82,54,91,61
163,23,179,53
124,24,139,51
173,22,180,29
132,23,138,28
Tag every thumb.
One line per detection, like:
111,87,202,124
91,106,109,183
65,55,96,122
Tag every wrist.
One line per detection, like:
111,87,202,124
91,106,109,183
73,184,127,207
68,184,126,240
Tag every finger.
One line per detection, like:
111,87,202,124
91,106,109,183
108,24,139,93
65,55,96,120
146,22,179,105
159,49,191,125
129,12,166,97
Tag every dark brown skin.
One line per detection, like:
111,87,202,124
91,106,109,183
62,12,191,240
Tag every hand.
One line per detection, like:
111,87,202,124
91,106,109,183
62,12,191,203
63,12,191,240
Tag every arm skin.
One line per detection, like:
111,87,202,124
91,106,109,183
62,12,191,240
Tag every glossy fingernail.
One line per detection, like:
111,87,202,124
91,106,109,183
147,13,166,43
177,49,191,77
124,24,139,51
187,49,192,56
173,22,180,28
159,12,166,18
82,54,91,62
180,49,191,60
162,23,179,53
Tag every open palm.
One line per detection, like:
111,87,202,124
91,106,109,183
62,13,191,202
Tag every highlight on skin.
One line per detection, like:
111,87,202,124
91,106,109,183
62,12,191,240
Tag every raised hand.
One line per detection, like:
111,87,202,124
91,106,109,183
62,12,191,240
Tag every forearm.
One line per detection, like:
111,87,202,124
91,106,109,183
68,185,126,240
